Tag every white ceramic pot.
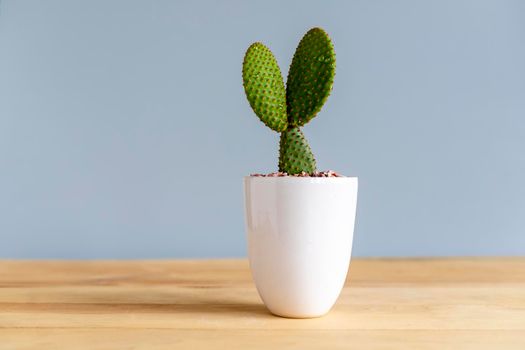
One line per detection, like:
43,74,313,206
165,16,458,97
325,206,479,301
243,176,358,318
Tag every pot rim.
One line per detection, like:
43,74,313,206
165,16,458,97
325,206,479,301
244,176,358,182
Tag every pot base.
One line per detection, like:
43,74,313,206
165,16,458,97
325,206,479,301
267,308,331,319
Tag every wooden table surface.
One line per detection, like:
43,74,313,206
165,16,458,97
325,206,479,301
1,259,524,349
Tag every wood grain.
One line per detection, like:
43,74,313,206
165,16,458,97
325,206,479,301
0,259,524,349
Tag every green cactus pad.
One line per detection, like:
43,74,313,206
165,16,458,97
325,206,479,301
286,27,336,127
278,127,317,174
242,42,288,132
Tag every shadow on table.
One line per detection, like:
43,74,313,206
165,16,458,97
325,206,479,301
19,288,273,318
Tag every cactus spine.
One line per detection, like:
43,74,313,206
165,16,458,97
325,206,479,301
242,28,336,174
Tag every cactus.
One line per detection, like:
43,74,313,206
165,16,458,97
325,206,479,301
242,43,288,132
278,127,317,174
242,27,336,174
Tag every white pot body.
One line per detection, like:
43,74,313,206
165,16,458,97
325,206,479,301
244,176,358,318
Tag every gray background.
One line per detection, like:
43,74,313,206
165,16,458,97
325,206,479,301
1,0,524,258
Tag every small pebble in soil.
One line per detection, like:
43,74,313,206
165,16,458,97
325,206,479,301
250,170,344,177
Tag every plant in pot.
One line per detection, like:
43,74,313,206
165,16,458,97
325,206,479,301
242,27,358,318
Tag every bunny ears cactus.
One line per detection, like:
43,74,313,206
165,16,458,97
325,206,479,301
242,27,336,174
